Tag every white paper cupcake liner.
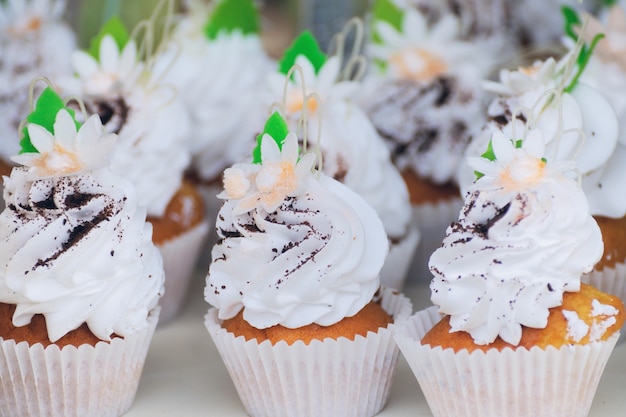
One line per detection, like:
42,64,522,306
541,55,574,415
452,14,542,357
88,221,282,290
407,197,463,285
157,220,210,323
582,260,626,343
0,308,159,417
394,307,619,417
380,222,421,290
205,287,412,417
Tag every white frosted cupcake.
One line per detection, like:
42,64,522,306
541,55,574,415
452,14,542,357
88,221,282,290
204,111,412,417
262,30,418,289
0,0,76,175
459,19,626,308
360,0,508,281
0,87,164,417
58,16,209,321
396,125,624,417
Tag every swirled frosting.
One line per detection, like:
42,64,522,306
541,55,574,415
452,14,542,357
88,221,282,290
0,109,164,343
431,129,603,346
0,0,75,161
205,130,388,329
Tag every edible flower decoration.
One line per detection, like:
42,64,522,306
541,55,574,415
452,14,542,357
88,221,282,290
0,0,64,36
218,111,316,215
369,0,483,82
203,0,259,39
71,16,142,96
469,128,573,189
11,87,116,179
269,31,356,118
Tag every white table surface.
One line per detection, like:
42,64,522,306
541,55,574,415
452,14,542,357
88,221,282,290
125,273,626,416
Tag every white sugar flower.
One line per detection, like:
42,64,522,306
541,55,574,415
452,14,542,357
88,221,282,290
0,0,65,35
266,55,358,118
12,110,116,179
370,8,492,83
468,129,575,191
483,54,571,97
71,34,142,96
223,132,316,215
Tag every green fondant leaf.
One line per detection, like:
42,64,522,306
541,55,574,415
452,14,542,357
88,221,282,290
562,5,581,41
278,31,326,75
204,0,259,40
87,16,129,60
371,0,404,43
20,87,80,154
252,111,290,164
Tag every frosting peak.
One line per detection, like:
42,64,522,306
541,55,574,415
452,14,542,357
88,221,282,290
431,130,602,346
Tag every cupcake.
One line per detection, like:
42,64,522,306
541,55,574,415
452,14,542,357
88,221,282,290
459,17,626,305
0,0,76,176
262,30,418,289
395,126,625,417
58,16,209,321
156,0,274,226
204,111,412,417
360,0,507,281
0,87,164,417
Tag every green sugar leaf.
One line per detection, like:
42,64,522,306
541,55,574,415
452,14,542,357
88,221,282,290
562,5,581,41
87,16,129,60
253,111,290,164
278,30,326,75
20,87,80,154
371,0,404,44
204,0,260,40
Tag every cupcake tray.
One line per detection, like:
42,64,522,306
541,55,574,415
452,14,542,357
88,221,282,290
125,273,626,416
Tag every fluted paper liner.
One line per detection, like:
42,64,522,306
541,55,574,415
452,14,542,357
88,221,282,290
380,222,421,290
0,308,159,417
205,287,412,417
394,307,619,417
408,197,463,284
157,220,210,322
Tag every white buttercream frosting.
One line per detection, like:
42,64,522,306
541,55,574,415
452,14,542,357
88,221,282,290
156,17,273,182
205,131,388,329
58,33,191,218
460,50,623,217
0,109,164,343
264,54,412,241
0,0,75,161
430,129,603,346
360,5,503,184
